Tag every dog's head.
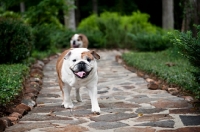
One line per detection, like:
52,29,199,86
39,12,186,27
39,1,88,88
70,34,83,48
64,48,100,79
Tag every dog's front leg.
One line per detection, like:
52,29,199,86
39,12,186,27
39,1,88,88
87,86,100,114
62,84,74,108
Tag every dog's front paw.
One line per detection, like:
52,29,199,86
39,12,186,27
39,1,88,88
61,102,74,109
92,106,100,115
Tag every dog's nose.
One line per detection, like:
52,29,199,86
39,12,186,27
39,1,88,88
79,61,86,65
73,40,76,45
78,61,86,70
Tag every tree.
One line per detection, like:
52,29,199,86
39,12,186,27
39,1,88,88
181,0,200,34
92,0,98,15
20,2,25,12
162,0,174,29
64,0,76,31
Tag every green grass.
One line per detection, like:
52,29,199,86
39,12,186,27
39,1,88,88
0,64,29,105
122,49,199,98
0,49,59,106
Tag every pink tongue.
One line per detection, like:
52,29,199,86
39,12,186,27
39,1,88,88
75,71,86,78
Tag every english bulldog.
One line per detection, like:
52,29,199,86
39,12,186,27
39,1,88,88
70,34,88,48
56,48,100,114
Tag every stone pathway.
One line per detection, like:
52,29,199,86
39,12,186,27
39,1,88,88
5,50,200,132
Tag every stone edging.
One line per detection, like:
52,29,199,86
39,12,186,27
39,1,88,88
0,55,58,131
115,54,196,104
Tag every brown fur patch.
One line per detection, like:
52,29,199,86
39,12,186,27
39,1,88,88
81,51,100,60
56,49,72,100
81,51,94,60
79,34,88,48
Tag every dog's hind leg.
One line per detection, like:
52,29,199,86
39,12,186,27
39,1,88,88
76,88,82,102
62,84,74,109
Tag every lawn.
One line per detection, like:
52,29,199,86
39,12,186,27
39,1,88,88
122,49,199,98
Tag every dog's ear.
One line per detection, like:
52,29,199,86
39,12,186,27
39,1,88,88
64,51,72,60
79,34,83,40
90,50,100,60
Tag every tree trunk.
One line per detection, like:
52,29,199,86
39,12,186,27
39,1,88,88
181,0,200,34
75,0,80,27
20,2,25,13
162,0,174,30
92,0,98,15
64,0,76,31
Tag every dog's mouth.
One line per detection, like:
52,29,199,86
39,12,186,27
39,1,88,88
72,45,79,48
71,69,92,79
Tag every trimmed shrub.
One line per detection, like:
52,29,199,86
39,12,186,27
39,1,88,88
121,11,158,34
32,24,74,51
0,64,29,105
51,28,75,49
77,11,168,50
97,12,125,48
78,14,99,31
128,31,171,51
0,18,33,63
32,24,53,51
0,11,21,19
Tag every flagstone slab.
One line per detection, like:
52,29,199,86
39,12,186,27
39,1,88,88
135,120,175,128
180,115,200,126
135,108,166,114
88,121,129,130
90,113,137,122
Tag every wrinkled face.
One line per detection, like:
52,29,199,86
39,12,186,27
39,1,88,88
70,34,83,48
64,48,100,79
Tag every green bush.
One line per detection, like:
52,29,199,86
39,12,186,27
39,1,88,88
169,26,200,97
0,64,29,105
32,24,74,51
0,18,33,63
24,0,68,28
128,31,171,51
77,29,105,48
77,11,167,49
51,28,75,49
0,11,21,19
121,11,158,34
32,24,55,51
97,12,126,48
78,14,99,31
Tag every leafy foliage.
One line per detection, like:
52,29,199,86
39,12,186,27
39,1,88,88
32,24,74,51
0,11,21,19
0,64,29,105
78,11,169,50
169,26,200,97
0,18,33,63
128,31,171,51
23,0,75,52
24,0,69,27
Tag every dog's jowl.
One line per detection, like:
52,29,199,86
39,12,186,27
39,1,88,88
56,48,100,114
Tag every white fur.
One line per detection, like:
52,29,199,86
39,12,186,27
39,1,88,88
61,48,100,113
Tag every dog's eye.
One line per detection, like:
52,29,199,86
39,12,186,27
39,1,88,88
87,58,91,62
72,59,76,62
77,39,80,41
